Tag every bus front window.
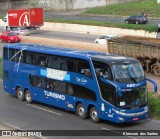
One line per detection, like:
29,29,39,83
112,62,145,83
117,86,148,109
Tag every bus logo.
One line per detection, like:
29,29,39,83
76,77,87,84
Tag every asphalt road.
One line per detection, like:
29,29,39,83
0,26,99,43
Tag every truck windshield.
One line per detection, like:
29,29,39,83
112,62,145,83
117,86,147,109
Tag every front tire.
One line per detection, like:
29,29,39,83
90,107,100,123
16,88,24,101
76,103,87,119
25,90,33,103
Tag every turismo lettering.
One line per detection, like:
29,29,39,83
44,91,65,100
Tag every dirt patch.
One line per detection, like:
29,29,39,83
21,36,108,52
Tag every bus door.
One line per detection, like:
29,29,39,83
93,61,117,115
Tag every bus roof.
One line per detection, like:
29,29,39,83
3,43,136,62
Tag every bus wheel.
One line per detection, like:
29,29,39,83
16,88,24,101
90,107,100,123
76,103,87,119
25,90,32,104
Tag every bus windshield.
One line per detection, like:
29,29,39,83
117,86,148,109
112,62,145,83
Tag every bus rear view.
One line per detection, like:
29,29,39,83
3,44,157,123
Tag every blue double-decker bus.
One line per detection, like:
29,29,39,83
3,44,157,123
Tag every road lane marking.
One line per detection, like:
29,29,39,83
102,127,138,139
4,122,48,139
27,104,62,116
4,122,22,130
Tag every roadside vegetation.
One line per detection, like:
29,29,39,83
44,0,159,32
45,18,157,32
148,92,160,120
85,0,160,18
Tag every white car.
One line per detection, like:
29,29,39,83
11,27,31,36
95,35,118,44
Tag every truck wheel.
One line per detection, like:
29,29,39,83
16,88,24,101
25,90,33,104
90,107,100,123
76,103,87,119
153,65,160,76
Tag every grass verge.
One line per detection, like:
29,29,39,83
85,0,160,18
148,92,160,120
45,18,157,32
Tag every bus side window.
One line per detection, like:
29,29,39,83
36,54,48,67
76,60,92,78
25,52,35,65
61,58,75,72
48,56,61,69
3,48,9,60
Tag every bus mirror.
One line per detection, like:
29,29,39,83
146,77,158,93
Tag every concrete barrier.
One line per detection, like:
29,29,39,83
41,22,157,38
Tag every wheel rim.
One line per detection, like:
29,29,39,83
17,90,23,99
79,107,85,116
26,92,31,102
91,110,98,121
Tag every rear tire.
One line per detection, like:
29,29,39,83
25,90,33,104
76,103,87,119
90,107,100,123
16,88,24,101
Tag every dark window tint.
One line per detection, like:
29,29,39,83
93,61,113,80
72,84,97,101
3,70,9,80
99,79,116,105
76,59,92,78
48,56,61,69
61,58,75,72
29,75,96,101
3,48,9,60
25,52,35,64
36,54,48,67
